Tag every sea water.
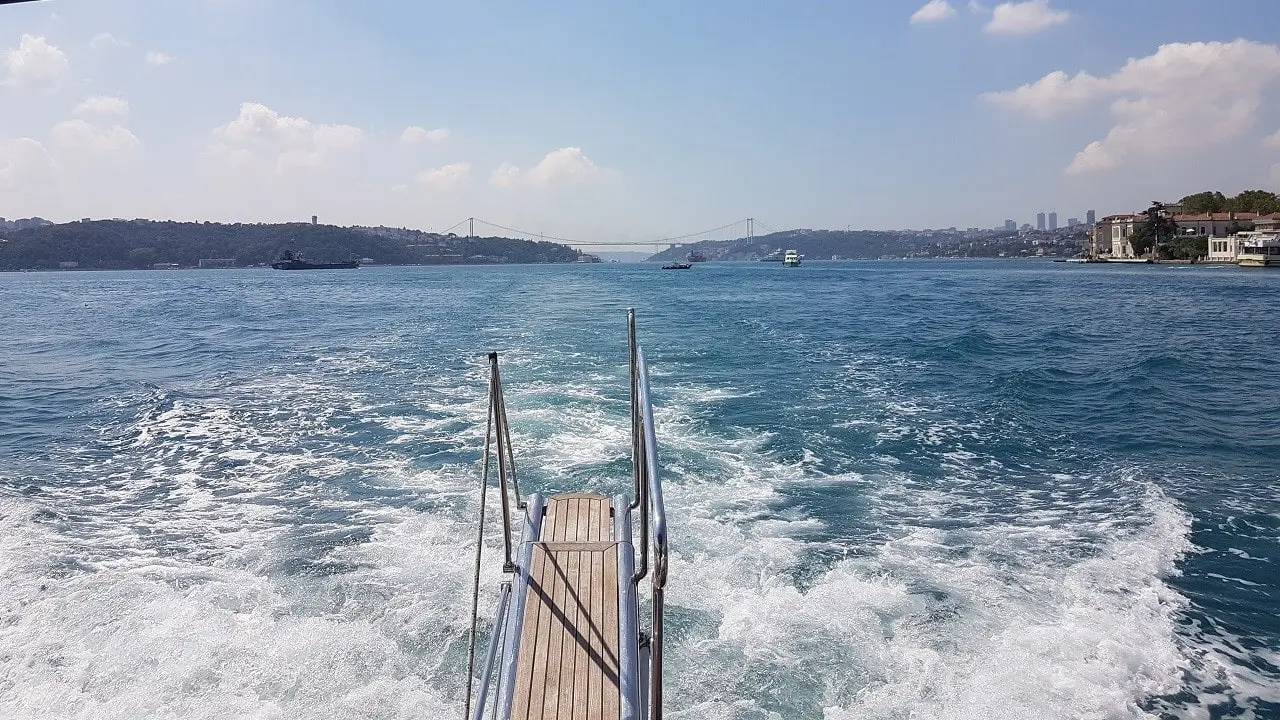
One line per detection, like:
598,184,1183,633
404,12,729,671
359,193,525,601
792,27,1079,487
0,261,1276,719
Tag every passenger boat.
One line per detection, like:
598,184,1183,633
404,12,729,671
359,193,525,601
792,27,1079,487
783,249,801,267
1237,233,1280,267
270,249,359,270
661,262,692,270
686,250,708,263
463,310,669,720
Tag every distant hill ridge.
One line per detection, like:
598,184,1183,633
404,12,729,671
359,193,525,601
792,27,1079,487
0,220,583,270
647,226,1085,261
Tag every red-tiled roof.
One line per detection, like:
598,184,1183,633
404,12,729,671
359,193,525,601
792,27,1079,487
1173,212,1260,221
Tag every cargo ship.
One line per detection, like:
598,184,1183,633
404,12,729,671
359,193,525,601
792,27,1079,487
270,249,359,270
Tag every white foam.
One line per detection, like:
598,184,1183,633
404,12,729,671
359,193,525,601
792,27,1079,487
2,340,1269,719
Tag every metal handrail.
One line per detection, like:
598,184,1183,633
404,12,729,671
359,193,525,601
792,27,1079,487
464,353,523,720
625,308,669,720
628,310,642,511
468,582,511,720
635,346,668,720
487,352,518,572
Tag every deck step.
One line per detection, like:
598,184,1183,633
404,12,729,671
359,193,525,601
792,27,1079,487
509,493,622,720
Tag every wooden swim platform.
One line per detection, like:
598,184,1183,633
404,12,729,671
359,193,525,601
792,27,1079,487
509,493,622,720
464,313,668,720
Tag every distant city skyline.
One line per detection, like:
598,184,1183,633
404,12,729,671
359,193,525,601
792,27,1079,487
5,1,1280,245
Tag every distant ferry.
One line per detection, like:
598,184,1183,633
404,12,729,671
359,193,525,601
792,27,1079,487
783,249,801,267
760,249,785,262
271,249,359,270
1238,234,1280,267
687,250,708,262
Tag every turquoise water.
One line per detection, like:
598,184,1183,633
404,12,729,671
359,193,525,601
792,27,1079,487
0,261,1276,719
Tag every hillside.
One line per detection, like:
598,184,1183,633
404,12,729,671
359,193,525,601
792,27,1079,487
0,220,583,270
647,227,1080,261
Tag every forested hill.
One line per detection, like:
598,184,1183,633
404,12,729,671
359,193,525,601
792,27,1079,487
0,220,583,270
646,227,1075,261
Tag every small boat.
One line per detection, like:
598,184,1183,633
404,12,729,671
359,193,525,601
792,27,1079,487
270,249,359,270
1238,233,1280,267
1104,257,1153,264
662,262,693,270
783,249,801,267
462,311,670,720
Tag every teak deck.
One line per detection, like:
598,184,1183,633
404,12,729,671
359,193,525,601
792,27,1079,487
510,493,622,720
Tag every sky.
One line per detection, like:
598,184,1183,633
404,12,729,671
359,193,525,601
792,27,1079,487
5,0,1280,245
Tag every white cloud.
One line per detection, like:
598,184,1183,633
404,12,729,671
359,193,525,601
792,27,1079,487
4,35,68,87
1265,129,1280,150
50,120,140,155
312,123,363,149
968,1,988,12
211,102,363,175
984,40,1280,174
400,125,449,144
0,137,57,188
90,33,131,50
145,51,175,66
416,161,470,189
73,95,129,117
910,0,957,24
985,0,1068,35
489,148,606,188
982,69,1104,118
490,161,521,188
529,147,603,186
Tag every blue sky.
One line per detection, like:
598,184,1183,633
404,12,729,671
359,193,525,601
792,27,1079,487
5,0,1280,244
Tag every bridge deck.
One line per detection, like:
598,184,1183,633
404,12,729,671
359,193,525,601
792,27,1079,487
510,493,622,720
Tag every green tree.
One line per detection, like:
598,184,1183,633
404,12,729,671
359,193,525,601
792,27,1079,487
1131,202,1177,258
128,246,157,268
1179,191,1227,213
1228,189,1280,214
1167,236,1207,260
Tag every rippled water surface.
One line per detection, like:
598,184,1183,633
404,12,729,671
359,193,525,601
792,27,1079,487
0,261,1277,719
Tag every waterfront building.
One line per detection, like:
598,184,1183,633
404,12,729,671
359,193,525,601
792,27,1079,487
1174,212,1259,237
1093,214,1142,257
1207,235,1243,262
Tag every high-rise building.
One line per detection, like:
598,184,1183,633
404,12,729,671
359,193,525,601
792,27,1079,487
1048,212,1058,231
1004,219,1016,231
1086,209,1096,225
1067,218,1080,227
1036,212,1046,231
311,215,318,225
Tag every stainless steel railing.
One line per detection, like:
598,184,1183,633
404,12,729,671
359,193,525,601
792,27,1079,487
627,309,669,720
467,313,669,720
464,353,522,720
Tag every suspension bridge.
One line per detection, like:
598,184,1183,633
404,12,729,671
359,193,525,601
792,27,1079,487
436,217,781,252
